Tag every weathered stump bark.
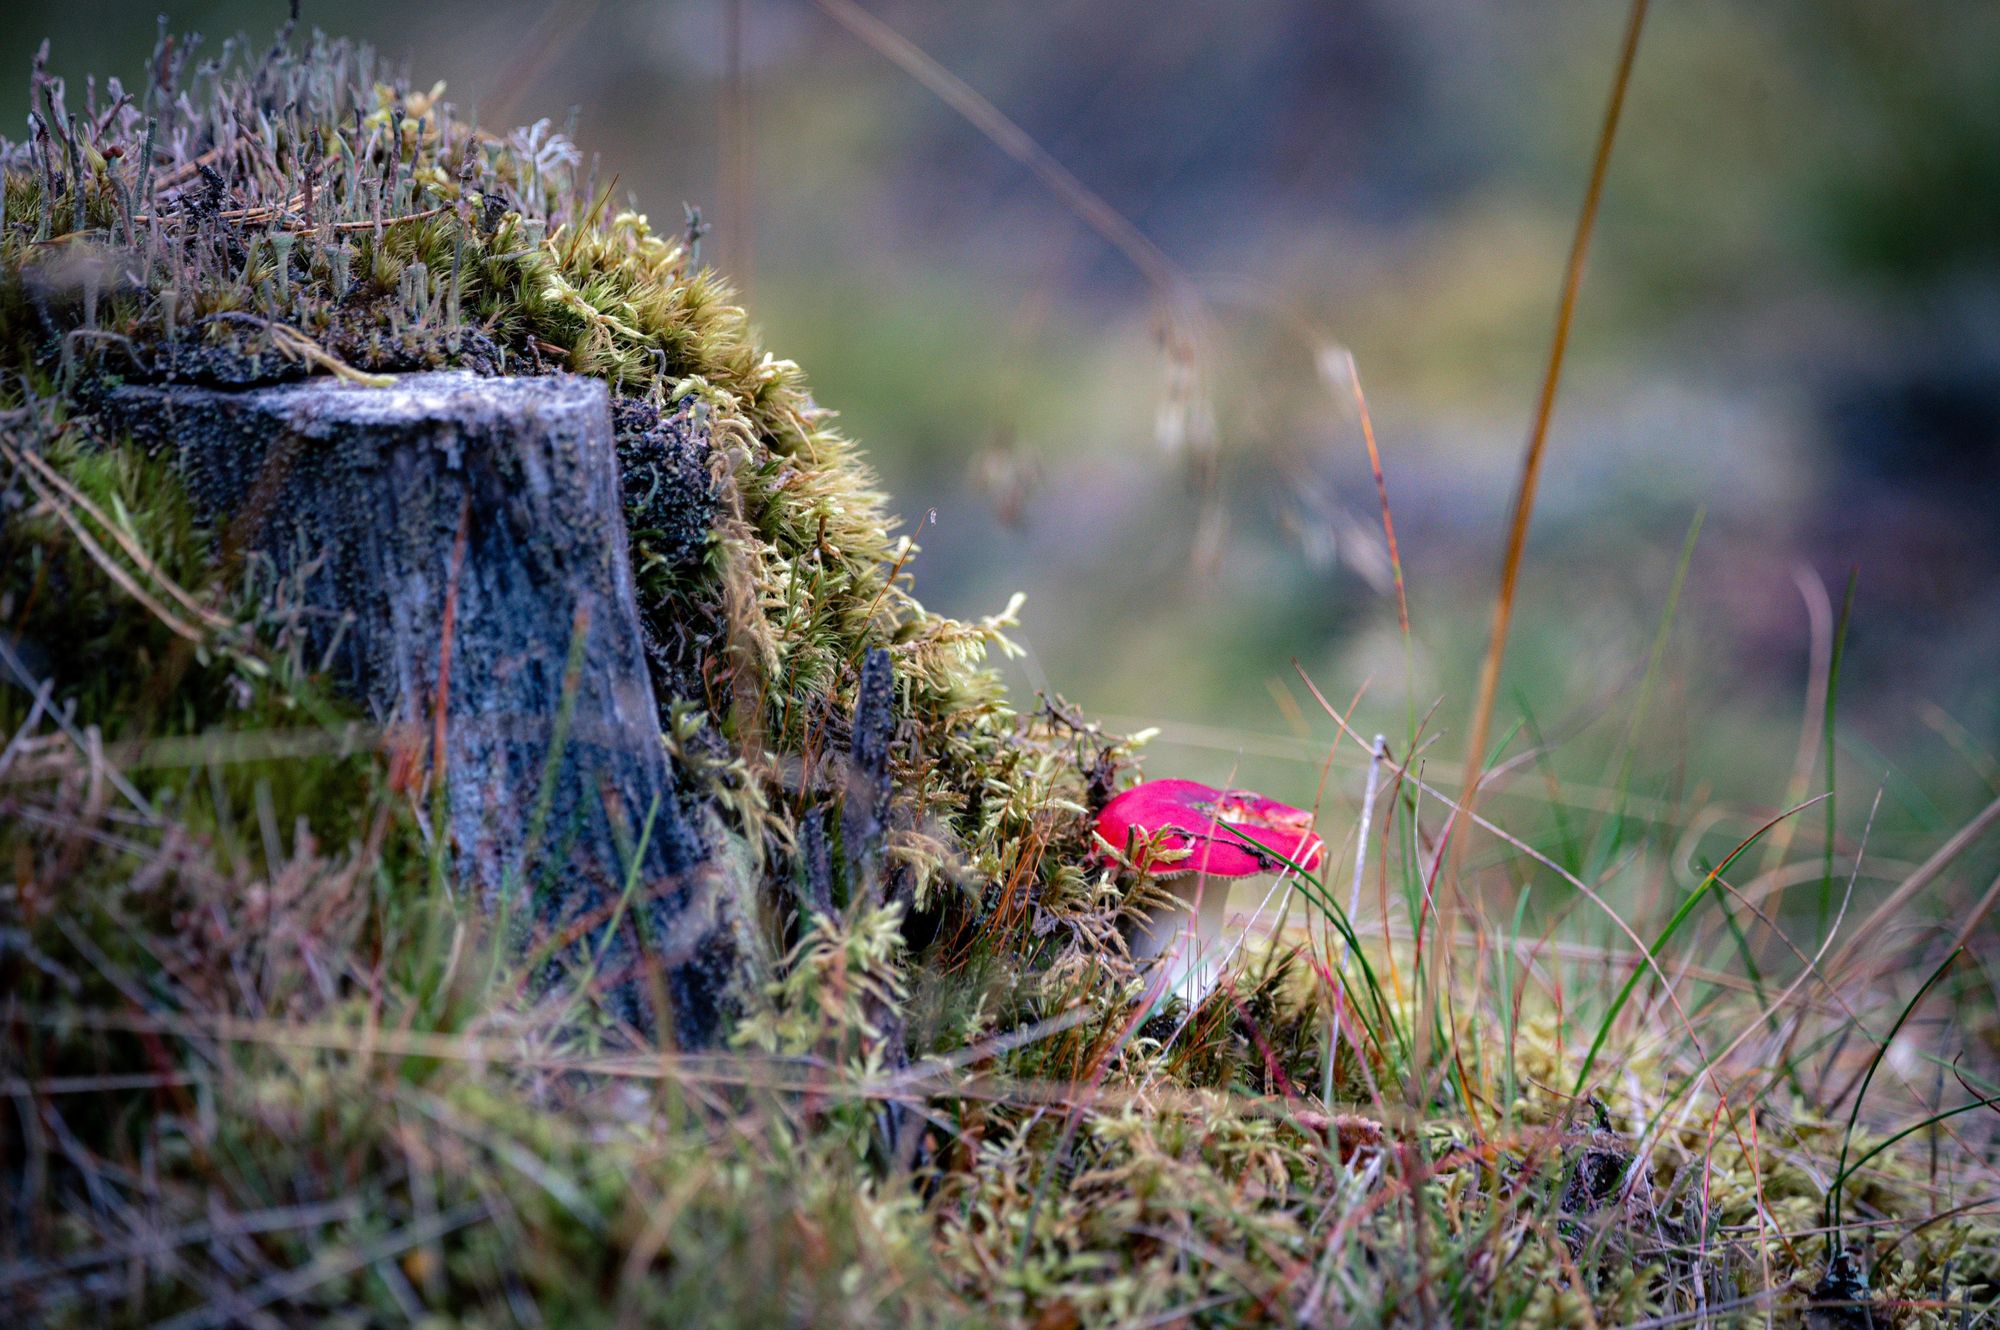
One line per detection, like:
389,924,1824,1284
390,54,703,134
106,371,745,1045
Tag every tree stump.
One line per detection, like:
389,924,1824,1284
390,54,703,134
106,370,746,1045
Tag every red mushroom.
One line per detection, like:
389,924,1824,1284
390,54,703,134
1095,778,1325,1001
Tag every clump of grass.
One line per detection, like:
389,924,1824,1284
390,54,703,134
3,14,1997,1329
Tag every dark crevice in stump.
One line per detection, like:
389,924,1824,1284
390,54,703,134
105,370,746,1045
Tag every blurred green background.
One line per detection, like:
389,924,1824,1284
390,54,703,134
10,0,1999,828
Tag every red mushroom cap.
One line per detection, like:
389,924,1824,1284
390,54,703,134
1095,778,1325,878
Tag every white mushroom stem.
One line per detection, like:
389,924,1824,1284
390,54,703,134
1129,874,1241,1004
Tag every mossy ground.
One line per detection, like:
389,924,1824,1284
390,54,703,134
1,20,1995,1328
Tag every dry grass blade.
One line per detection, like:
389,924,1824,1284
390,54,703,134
807,0,1182,298
4,451,206,643
147,1203,490,1330
805,0,1220,465
1455,0,1650,848
1759,569,1834,875
3,437,233,631
1344,351,1409,643
1430,0,1650,1109
1825,790,2000,980
265,321,394,385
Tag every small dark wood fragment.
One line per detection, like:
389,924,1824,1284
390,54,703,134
842,644,895,902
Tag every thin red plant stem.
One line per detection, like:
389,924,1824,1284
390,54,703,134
1345,350,1409,642
431,495,471,789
